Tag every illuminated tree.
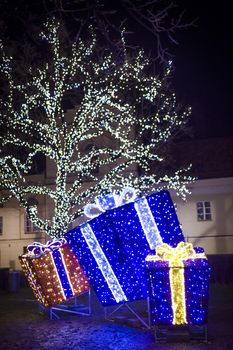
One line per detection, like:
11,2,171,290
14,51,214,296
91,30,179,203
0,20,192,238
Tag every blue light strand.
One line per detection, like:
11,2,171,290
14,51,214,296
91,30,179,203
146,257,211,325
66,207,150,305
145,191,184,247
66,190,184,306
52,249,74,299
184,258,211,324
80,223,128,303
147,261,173,325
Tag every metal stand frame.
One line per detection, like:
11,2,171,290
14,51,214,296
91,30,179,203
38,289,92,320
104,297,151,329
154,324,209,343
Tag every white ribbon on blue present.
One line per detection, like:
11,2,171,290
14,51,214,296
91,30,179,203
84,187,137,218
80,187,163,303
134,198,163,249
26,238,75,301
27,238,66,257
82,187,137,303
84,187,162,250
80,223,128,303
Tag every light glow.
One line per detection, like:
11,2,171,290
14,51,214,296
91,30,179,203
81,223,128,303
146,242,210,325
19,242,90,307
0,20,193,239
66,190,185,306
134,197,163,249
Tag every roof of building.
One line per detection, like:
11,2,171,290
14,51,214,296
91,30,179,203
172,135,233,179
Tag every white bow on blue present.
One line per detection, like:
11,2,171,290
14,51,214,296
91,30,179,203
84,187,137,218
27,238,66,257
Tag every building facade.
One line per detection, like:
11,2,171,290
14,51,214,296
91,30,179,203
175,177,233,255
0,136,233,270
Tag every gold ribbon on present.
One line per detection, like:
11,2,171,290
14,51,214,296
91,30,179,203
148,242,206,325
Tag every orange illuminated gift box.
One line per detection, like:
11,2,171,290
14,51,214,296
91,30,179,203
19,239,90,307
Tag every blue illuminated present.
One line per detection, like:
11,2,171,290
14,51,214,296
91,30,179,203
146,244,211,325
65,190,184,306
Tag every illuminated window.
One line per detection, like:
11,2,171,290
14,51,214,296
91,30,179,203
196,201,212,221
25,215,40,233
25,198,40,233
0,216,3,235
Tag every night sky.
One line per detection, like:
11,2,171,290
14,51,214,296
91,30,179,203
174,0,233,139
0,0,232,140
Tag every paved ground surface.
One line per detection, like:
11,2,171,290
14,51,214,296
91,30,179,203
0,283,233,350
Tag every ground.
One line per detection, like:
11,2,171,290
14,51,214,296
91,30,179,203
0,284,233,350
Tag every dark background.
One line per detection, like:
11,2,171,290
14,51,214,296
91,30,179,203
174,0,233,139
0,0,232,140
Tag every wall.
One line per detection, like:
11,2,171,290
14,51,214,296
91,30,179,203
175,177,233,254
0,206,46,270
1,176,232,269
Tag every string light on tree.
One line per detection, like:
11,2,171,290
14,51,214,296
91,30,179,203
0,19,193,239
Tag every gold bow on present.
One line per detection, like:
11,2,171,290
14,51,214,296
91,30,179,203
147,242,206,325
155,241,203,267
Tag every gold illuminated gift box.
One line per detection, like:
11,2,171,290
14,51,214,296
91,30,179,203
19,239,90,307
145,242,211,326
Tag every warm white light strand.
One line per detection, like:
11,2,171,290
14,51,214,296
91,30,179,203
0,19,193,238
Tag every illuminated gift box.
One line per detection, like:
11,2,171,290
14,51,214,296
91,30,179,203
19,239,90,307
145,242,211,326
65,188,184,306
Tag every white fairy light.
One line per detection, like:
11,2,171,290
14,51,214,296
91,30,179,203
0,19,193,238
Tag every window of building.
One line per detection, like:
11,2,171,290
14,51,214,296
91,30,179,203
25,197,40,233
0,216,3,235
25,215,40,233
196,201,212,221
